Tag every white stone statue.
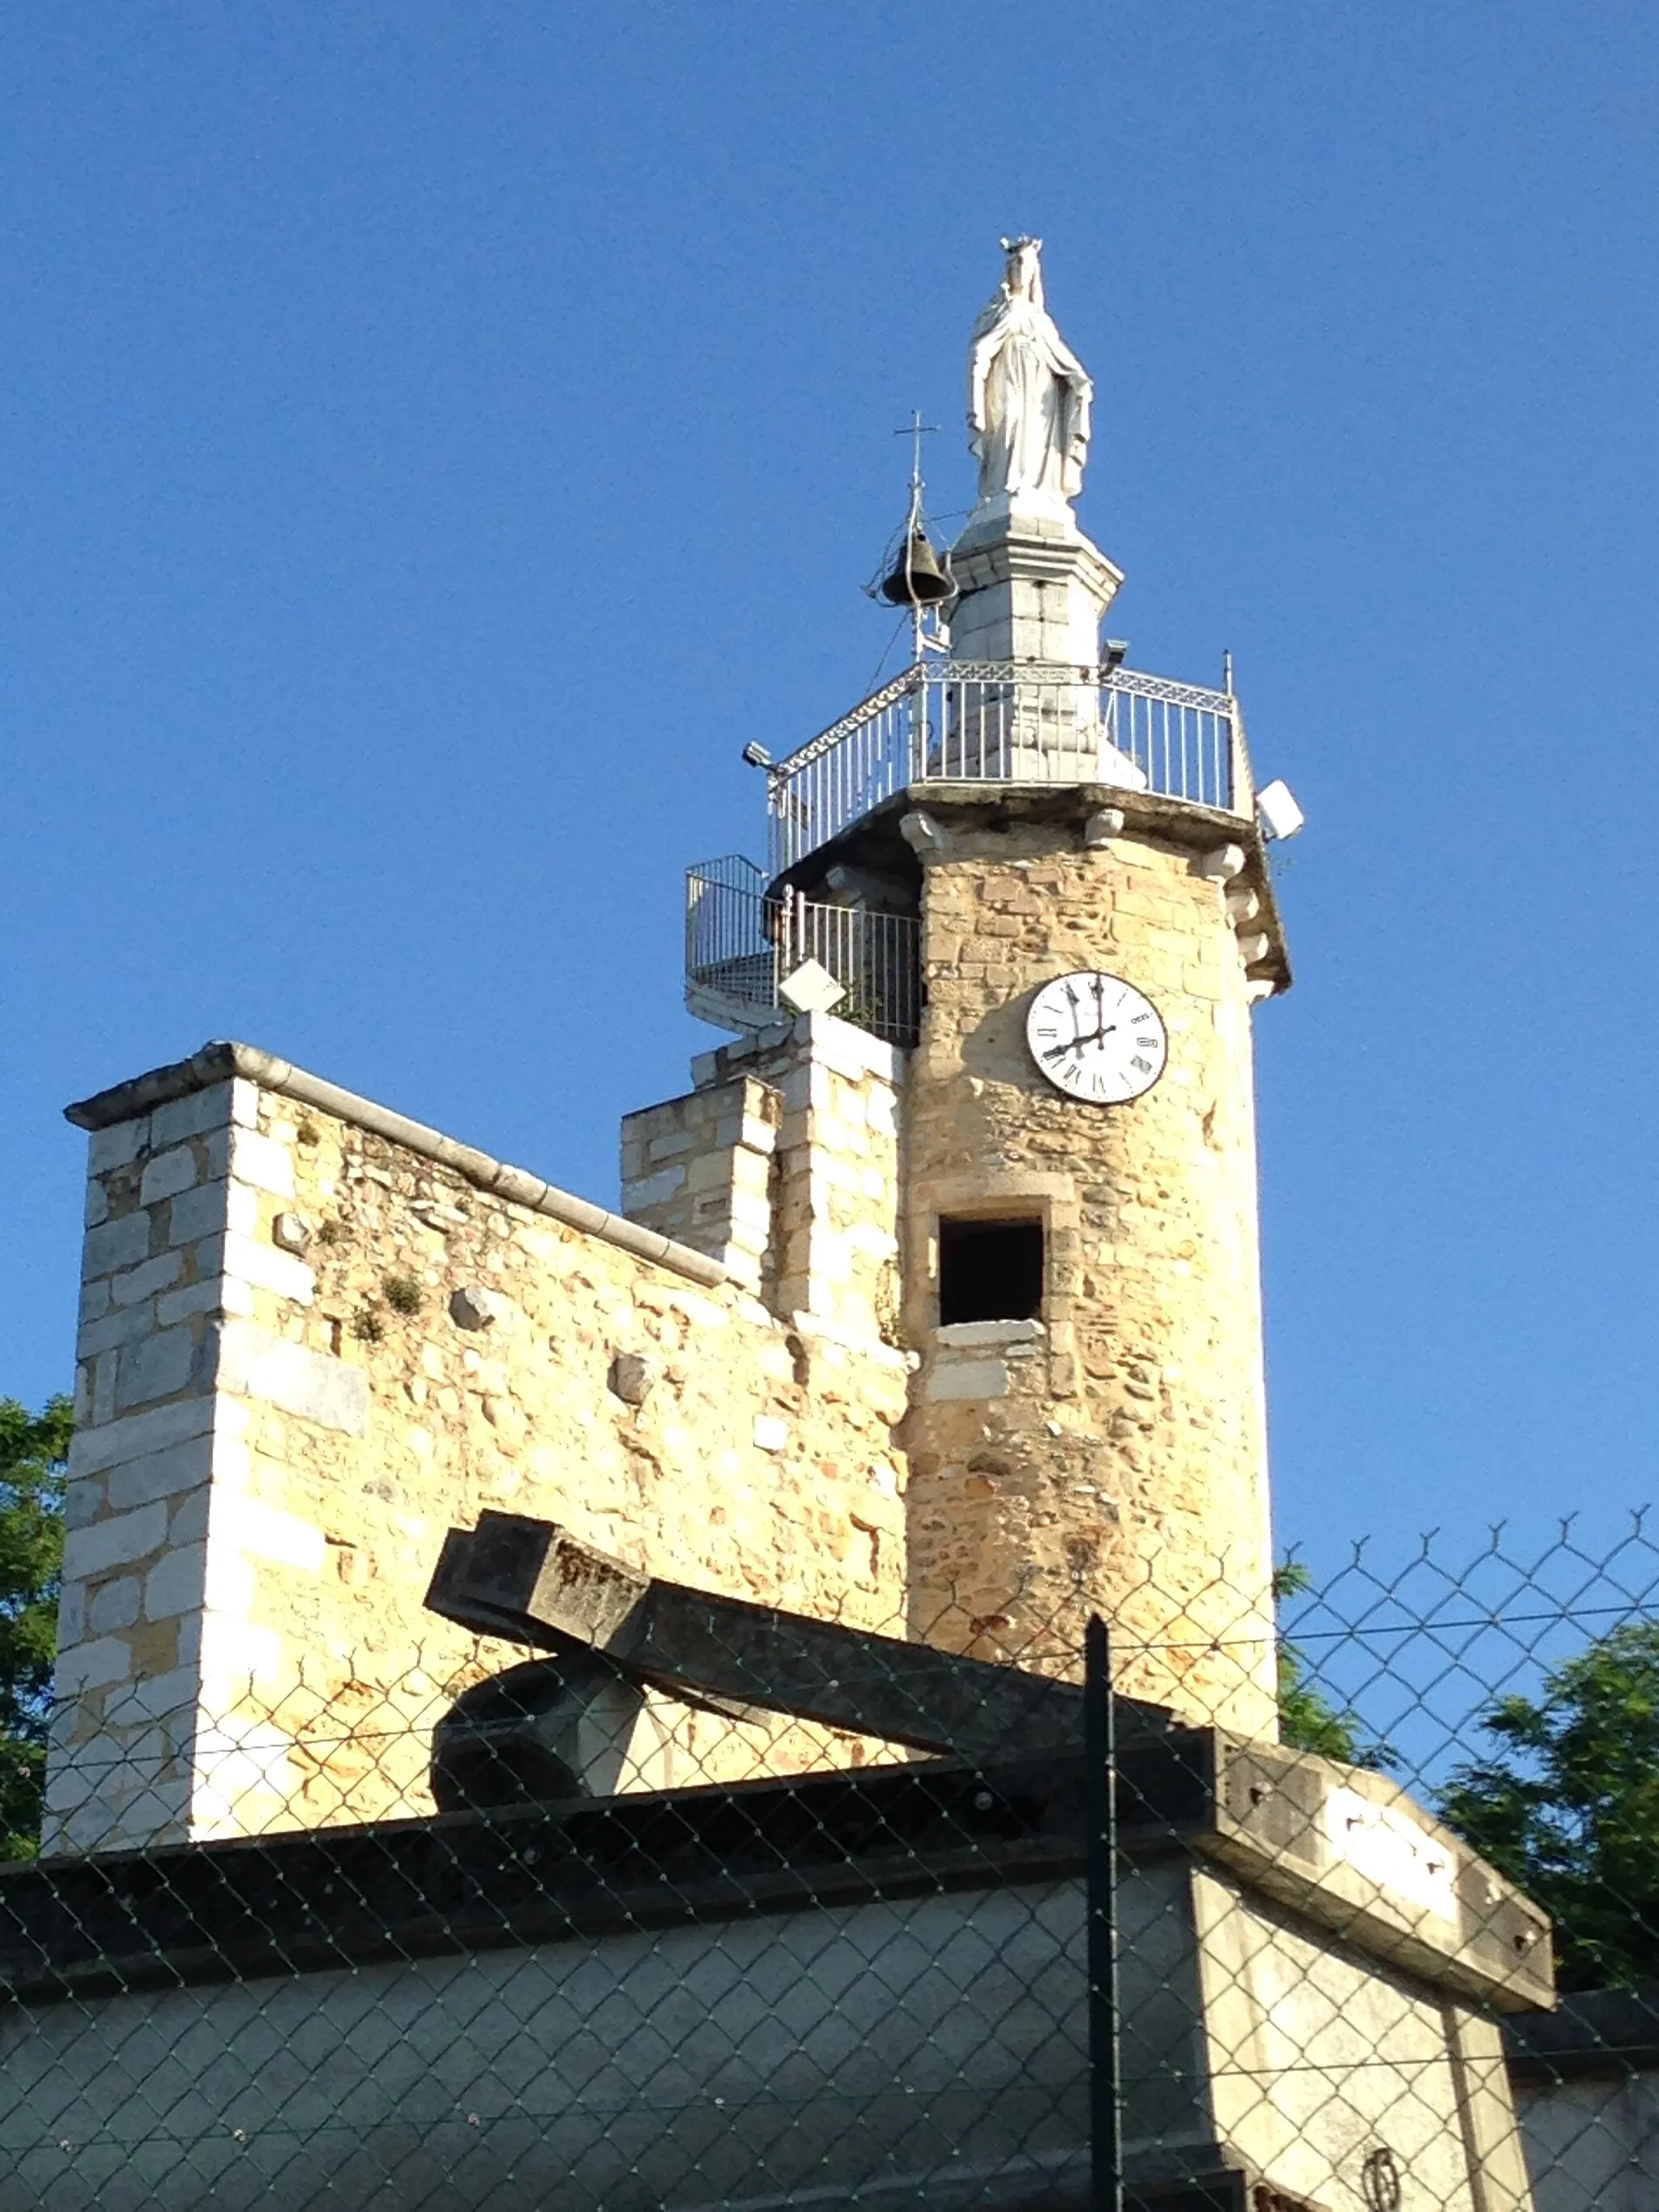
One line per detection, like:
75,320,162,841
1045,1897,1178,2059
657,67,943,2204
966,237,1093,511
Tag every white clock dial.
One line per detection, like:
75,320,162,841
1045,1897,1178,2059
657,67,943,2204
1026,971,1168,1104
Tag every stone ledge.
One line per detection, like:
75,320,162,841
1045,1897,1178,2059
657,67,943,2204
936,1318,1046,1350
0,1754,1103,2001
65,1042,728,1291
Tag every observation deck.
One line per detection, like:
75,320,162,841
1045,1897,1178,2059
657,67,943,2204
686,657,1280,1049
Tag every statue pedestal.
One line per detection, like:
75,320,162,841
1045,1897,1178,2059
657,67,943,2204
948,499,1124,667
941,502,1132,783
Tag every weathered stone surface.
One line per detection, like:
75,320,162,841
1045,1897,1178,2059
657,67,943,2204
111,1251,184,1307
216,1323,369,1436
82,1213,151,1281
49,1058,911,1852
166,1182,232,1249
114,1325,197,1412
228,1126,296,1199
898,806,1277,1734
149,1080,236,1148
139,1145,198,1206
88,1577,142,1634
67,1396,215,1477
926,1359,1010,1401
62,1502,170,1583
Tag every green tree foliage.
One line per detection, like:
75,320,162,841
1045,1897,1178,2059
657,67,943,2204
1273,1561,1389,1770
0,1395,72,1859
1439,1622,1659,1991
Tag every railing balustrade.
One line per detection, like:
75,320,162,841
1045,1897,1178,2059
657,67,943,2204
760,661,1252,874
685,860,920,1049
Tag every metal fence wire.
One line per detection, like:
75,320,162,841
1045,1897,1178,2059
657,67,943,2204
2,1517,1657,2212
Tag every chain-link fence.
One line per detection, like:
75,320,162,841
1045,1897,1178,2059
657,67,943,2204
1,1515,1656,2211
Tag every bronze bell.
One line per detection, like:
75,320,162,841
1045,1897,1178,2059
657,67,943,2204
880,527,953,607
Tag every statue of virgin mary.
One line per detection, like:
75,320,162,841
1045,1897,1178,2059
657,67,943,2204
966,237,1093,509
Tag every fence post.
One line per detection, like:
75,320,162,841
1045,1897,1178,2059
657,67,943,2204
1085,1613,1123,2212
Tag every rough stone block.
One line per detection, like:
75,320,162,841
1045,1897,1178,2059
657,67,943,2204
115,1326,198,1413
202,1546,257,1617
143,1543,211,1623
62,1501,169,1583
608,1353,657,1406
139,1146,199,1206
111,1251,184,1307
753,1415,789,1452
88,1117,150,1176
215,1321,368,1436
168,1179,244,1249
197,1613,282,1691
78,1302,161,1359
228,1126,296,1199
646,1128,701,1163
102,1665,201,1728
215,1492,329,1572
450,1285,497,1330
89,1577,143,1635
936,1319,1045,1349
51,1636,135,1696
926,1360,1010,1402
149,1081,235,1149
67,1395,215,1478
167,1488,210,1547
82,1212,153,1281
219,1230,315,1305
624,1166,687,1211
105,1431,215,1514
57,1581,86,1649
63,1476,106,1531
156,1277,232,1328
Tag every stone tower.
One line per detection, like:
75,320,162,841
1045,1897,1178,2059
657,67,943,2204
690,238,1292,1737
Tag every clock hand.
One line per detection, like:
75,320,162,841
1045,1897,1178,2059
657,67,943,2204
1044,1024,1117,1059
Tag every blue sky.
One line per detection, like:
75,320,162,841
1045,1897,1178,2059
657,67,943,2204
2,4,1655,1578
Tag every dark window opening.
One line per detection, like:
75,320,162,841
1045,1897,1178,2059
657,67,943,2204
938,1217,1044,1327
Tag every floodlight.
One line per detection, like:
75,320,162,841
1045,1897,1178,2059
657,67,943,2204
778,960,847,1016
1256,779,1305,842
741,742,773,769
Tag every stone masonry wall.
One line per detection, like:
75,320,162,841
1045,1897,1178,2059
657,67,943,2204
48,1061,911,1854
899,806,1278,1737
622,1013,906,1348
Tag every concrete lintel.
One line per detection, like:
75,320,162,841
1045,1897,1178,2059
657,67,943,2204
65,1043,728,1290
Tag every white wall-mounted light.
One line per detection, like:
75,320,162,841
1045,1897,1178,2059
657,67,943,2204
741,741,773,768
778,960,847,1016
1256,778,1305,842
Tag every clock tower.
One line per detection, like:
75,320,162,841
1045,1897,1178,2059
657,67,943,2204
677,239,1293,1739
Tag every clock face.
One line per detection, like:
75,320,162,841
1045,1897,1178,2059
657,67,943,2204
1026,971,1168,1104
